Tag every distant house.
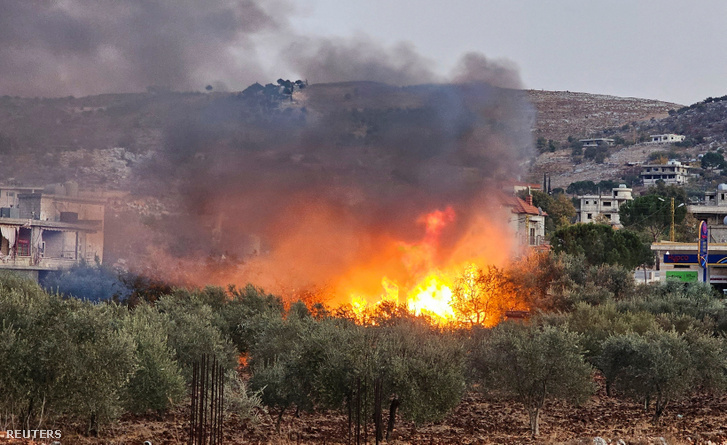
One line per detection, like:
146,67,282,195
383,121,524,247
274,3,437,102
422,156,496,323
649,134,686,144
0,182,105,281
579,138,614,147
500,194,548,248
577,184,633,227
640,161,693,186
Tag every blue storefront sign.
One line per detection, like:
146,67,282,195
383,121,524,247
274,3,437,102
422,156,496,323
664,253,727,265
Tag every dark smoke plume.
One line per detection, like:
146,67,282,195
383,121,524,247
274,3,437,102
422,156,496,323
281,36,440,86
0,0,279,97
134,79,535,295
451,52,523,89
1,0,535,299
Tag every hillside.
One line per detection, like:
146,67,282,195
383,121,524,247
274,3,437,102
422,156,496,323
0,84,685,190
526,89,681,143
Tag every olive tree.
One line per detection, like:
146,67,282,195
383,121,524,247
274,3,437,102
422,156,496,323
470,322,594,436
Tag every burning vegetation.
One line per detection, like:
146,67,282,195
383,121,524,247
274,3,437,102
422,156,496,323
113,80,537,324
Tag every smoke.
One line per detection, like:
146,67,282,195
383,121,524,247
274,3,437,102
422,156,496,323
129,79,535,298
281,36,440,86
0,0,280,97
451,52,523,89
1,0,536,300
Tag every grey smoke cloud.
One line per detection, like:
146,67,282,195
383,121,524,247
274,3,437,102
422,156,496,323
281,36,440,86
0,0,279,97
0,1,525,97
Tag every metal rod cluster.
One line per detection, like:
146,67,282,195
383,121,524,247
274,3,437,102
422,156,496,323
189,354,224,445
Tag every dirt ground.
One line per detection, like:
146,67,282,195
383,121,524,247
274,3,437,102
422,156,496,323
9,379,726,445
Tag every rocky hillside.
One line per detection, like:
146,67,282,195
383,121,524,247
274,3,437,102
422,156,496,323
526,89,681,143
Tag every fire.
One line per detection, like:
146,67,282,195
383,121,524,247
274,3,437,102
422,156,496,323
344,206,517,326
406,273,455,321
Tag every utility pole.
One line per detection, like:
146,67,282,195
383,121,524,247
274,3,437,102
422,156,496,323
670,197,675,242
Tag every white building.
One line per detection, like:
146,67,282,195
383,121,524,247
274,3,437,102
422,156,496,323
578,185,633,227
501,194,548,248
640,161,693,186
649,134,686,144
0,182,105,281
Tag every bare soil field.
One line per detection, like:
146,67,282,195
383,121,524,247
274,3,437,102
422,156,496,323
14,380,725,445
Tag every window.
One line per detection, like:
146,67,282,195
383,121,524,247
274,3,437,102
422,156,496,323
529,228,536,245
605,214,611,220
603,201,612,206
587,213,593,219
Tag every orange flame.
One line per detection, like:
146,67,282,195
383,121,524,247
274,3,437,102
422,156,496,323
344,206,520,326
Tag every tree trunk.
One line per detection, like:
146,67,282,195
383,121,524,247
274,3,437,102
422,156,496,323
276,407,286,432
605,379,612,397
373,378,383,444
386,397,400,440
528,408,540,437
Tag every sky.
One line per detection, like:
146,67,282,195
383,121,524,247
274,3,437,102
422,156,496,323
1,0,725,105
287,0,727,105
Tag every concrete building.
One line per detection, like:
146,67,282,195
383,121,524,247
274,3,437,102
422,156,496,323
501,194,548,248
579,138,615,147
649,134,686,144
687,184,727,243
640,161,693,186
577,184,633,227
0,182,105,280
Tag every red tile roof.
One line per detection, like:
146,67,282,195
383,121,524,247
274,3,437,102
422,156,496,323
499,194,548,216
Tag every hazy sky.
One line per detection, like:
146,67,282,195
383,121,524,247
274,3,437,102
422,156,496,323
287,0,727,105
1,0,724,104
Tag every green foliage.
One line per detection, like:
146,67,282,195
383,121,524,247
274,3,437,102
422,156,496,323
220,284,285,355
619,186,689,242
551,224,653,270
702,151,726,169
249,309,465,435
122,304,185,414
54,303,137,435
156,292,238,381
584,145,609,163
224,370,263,425
599,330,726,422
517,190,576,232
470,323,594,436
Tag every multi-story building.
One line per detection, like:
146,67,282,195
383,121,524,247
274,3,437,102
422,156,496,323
577,184,633,227
0,182,105,280
640,161,693,186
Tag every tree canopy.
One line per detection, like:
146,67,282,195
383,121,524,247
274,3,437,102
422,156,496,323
551,224,653,269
